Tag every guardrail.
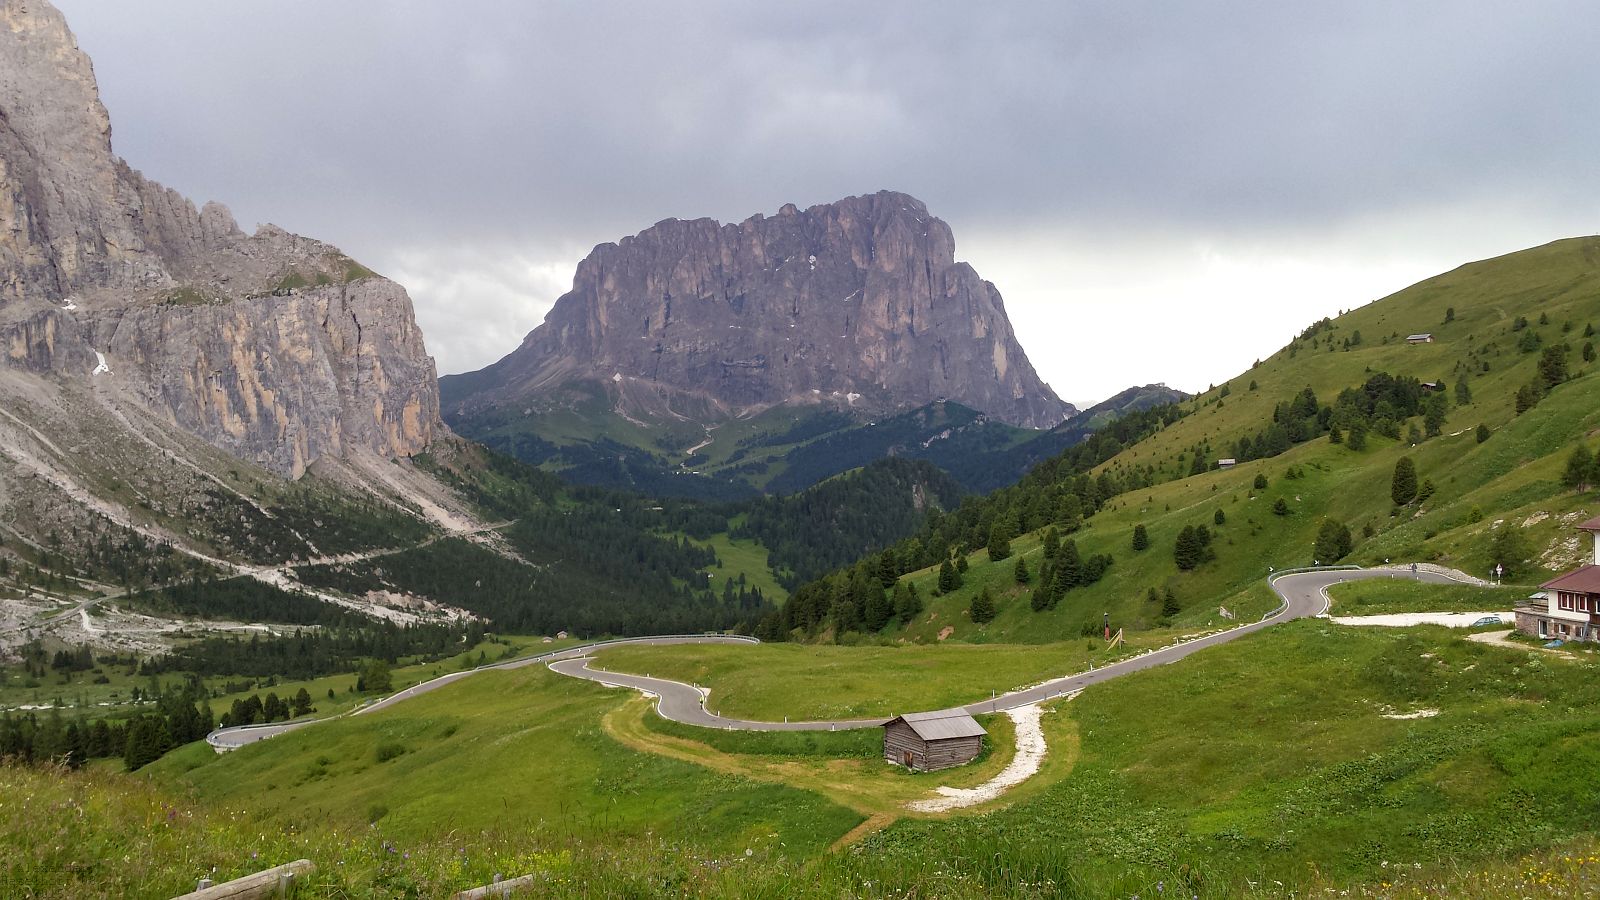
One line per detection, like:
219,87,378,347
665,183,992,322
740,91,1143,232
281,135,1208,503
204,633,758,750
1263,565,1365,619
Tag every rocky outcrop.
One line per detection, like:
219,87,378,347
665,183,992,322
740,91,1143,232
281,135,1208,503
0,0,441,477
443,191,1073,430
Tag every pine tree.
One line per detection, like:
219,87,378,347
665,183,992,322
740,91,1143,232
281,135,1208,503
893,581,923,624
1254,473,1269,490
1391,457,1418,505
1476,423,1491,444
987,521,1012,562
864,585,895,632
1162,587,1181,617
1042,527,1060,560
1174,526,1203,571
1564,444,1595,492
1213,508,1226,526
1455,379,1472,406
1312,519,1354,563
1272,497,1291,516
1131,524,1149,552
1329,423,1343,444
970,587,996,624
1347,419,1369,451
937,558,957,593
1057,540,1083,587
1538,345,1570,388
1013,556,1030,584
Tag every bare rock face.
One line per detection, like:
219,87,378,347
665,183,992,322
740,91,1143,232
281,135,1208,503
444,192,1073,430
0,0,441,477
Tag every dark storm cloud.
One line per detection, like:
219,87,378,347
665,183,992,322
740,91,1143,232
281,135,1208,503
51,1,1600,394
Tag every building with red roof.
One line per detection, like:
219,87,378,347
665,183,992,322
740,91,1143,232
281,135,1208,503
1514,516,1600,641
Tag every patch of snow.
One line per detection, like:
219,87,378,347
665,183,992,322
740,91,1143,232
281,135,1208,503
846,392,861,404
62,298,78,311
1382,708,1439,720
907,703,1049,812
1330,611,1513,628
808,254,817,270
90,349,110,376
79,608,100,634
843,290,861,303
612,372,623,383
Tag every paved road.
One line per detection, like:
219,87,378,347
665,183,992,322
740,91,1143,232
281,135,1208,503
205,635,756,750
206,566,1476,748
550,566,1473,730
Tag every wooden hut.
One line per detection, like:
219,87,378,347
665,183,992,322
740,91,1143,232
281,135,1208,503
882,710,986,771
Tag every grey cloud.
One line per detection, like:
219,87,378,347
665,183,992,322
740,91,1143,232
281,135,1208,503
52,1,1600,391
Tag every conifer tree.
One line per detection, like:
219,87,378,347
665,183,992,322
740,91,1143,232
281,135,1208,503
1162,587,1181,617
893,581,923,624
970,586,996,624
1042,527,1060,560
864,585,895,632
1476,423,1490,444
1313,519,1354,562
937,558,958,593
1213,508,1226,526
1174,526,1203,571
1564,444,1595,492
1013,556,1030,584
1131,524,1149,552
987,521,1013,562
1391,457,1418,505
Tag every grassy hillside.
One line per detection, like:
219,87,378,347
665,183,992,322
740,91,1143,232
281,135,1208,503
11,619,1600,897
804,237,1600,644
151,665,859,853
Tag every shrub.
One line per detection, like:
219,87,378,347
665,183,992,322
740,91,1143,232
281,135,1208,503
375,742,406,763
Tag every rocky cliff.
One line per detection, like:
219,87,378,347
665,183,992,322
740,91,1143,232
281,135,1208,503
0,0,441,478
442,191,1073,430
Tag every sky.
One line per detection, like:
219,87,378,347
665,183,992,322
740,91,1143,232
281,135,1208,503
56,1,1600,406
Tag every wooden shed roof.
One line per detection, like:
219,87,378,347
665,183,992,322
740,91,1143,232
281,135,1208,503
1578,515,1600,532
885,710,987,741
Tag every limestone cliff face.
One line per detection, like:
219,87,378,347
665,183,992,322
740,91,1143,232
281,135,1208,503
0,0,441,477
444,192,1073,429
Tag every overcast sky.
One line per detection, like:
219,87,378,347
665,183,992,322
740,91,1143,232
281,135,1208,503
57,1,1599,405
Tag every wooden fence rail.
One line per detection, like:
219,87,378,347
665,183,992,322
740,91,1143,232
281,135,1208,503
171,859,314,899
451,873,539,899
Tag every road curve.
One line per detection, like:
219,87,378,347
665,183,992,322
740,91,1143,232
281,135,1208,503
550,566,1474,730
205,635,757,750
206,566,1478,749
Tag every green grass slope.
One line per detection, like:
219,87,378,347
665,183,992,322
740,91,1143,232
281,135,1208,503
152,665,859,854
866,237,1600,643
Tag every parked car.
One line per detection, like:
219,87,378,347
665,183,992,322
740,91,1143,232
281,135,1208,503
1470,615,1502,627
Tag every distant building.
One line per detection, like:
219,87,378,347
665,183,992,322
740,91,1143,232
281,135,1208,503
556,630,569,640
882,710,986,771
1421,381,1445,392
1406,334,1434,344
1217,458,1237,468
1515,516,1600,641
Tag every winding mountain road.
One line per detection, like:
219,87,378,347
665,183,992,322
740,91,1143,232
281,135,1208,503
206,566,1474,749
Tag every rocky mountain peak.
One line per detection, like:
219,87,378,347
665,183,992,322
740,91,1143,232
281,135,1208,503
445,190,1073,430
0,0,443,478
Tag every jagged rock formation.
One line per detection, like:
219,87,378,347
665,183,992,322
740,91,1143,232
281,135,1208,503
443,191,1073,430
0,0,441,478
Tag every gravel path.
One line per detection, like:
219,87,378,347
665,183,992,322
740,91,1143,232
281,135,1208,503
907,703,1049,812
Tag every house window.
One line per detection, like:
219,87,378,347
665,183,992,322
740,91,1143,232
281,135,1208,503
1559,593,1574,611
1539,619,1549,637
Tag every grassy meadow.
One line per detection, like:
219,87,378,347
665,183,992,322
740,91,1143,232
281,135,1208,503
591,633,1201,721
8,620,1600,897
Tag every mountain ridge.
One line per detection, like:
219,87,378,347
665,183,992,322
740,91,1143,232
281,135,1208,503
442,190,1074,437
